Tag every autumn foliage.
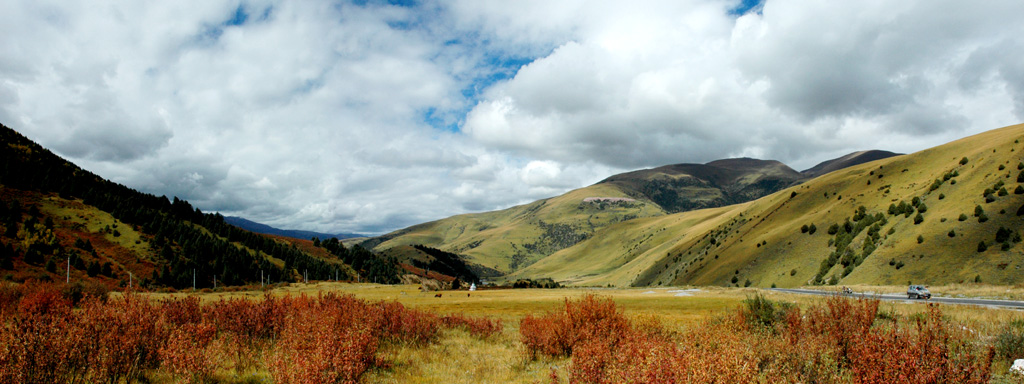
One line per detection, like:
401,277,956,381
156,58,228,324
0,282,502,383
521,294,994,384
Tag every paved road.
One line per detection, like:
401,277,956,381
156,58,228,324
770,288,1024,309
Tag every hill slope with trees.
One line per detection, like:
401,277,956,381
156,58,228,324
0,123,399,289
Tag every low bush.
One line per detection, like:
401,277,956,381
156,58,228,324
523,295,994,383
0,282,500,384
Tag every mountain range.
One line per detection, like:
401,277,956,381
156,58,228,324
361,125,1024,288
222,216,365,241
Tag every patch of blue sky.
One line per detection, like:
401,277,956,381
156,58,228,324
461,54,533,100
352,0,417,8
422,107,453,132
729,0,764,16
225,5,249,26
192,4,273,46
419,53,534,133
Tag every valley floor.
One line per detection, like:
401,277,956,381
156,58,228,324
4,282,1024,383
148,283,1024,383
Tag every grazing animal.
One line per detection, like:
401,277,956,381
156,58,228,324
434,293,442,298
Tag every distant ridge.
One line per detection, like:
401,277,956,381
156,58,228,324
597,157,803,213
224,216,364,240
801,150,901,178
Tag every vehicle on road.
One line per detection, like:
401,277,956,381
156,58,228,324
907,285,931,299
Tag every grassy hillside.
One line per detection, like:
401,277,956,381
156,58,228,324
523,123,1024,287
364,157,862,275
368,183,666,273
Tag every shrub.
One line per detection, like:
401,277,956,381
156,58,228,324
441,314,504,339
159,323,220,384
808,223,817,234
948,230,956,238
996,227,1013,243
959,213,968,221
978,213,989,223
1016,185,1024,194
520,295,630,359
739,293,794,330
914,213,924,225
801,224,808,233
995,323,1024,359
978,241,988,252
960,157,969,165
917,235,924,244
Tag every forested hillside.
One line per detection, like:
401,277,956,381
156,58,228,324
0,123,399,288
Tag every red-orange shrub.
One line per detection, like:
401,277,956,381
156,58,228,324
160,322,220,384
441,313,504,339
530,295,993,384
269,294,383,384
377,300,440,345
77,293,166,383
521,295,629,359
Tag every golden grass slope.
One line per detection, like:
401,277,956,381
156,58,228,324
370,182,665,273
521,123,1024,287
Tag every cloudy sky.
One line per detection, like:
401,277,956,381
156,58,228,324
2,0,1023,234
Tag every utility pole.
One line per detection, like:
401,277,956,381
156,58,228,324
129,272,132,289
261,270,264,289
193,269,196,291
66,256,70,284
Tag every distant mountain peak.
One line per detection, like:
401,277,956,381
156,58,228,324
223,216,364,240
801,150,901,178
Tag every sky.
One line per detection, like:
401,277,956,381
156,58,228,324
2,0,1023,235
